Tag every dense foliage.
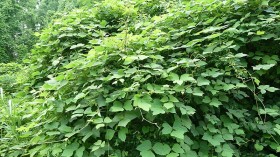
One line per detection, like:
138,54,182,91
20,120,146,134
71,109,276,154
0,0,95,63
0,63,23,93
1,0,280,156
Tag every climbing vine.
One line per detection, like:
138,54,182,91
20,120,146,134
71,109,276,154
0,0,280,157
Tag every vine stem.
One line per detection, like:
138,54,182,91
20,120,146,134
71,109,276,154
138,107,160,129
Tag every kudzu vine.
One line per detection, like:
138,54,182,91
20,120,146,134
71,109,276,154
0,0,280,157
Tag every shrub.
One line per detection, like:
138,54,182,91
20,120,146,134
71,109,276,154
0,0,280,157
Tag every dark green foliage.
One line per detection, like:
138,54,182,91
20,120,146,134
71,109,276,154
0,0,93,63
0,0,37,63
0,0,280,157
0,63,22,93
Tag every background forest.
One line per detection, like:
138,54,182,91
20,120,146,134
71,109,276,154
0,0,280,157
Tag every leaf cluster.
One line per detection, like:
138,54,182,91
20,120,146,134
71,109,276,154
1,0,280,157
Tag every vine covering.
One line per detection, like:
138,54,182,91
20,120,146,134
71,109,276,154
0,0,280,156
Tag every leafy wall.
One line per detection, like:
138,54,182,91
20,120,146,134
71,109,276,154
0,0,280,157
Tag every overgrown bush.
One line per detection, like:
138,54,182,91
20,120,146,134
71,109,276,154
1,0,280,157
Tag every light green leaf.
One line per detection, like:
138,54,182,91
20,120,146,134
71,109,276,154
124,100,133,111
210,98,222,107
223,133,233,140
181,74,196,82
266,87,279,92
61,142,79,157
172,144,184,154
140,150,155,157
256,31,265,35
253,64,275,70
153,142,171,155
150,99,165,115
162,123,173,134
171,130,185,140
105,129,115,140
202,133,224,146
74,93,86,102
221,144,234,157
193,87,204,96
75,146,85,157
168,95,179,102
179,106,196,115
137,140,152,151
234,53,247,58
118,128,128,142
118,112,137,127
58,125,72,133
164,102,174,109
103,117,112,123
197,77,210,86
70,43,85,49
254,143,263,151
123,56,137,65
110,101,124,112
134,95,152,111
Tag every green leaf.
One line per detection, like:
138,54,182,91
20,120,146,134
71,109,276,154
221,144,234,157
235,129,244,135
110,101,124,112
150,99,165,115
137,140,152,151
172,144,184,154
181,74,196,82
61,149,74,157
179,105,196,115
70,43,85,49
171,130,185,140
253,64,275,70
206,33,222,39
202,133,224,146
140,150,155,157
202,96,211,103
124,100,133,111
223,133,233,140
254,143,263,151
105,129,115,140
123,56,136,65
164,102,174,109
46,131,61,136
266,87,279,92
58,125,72,133
168,95,179,102
162,123,173,134
61,142,79,157
103,117,112,123
74,93,86,102
96,96,106,107
75,146,85,157
193,87,204,96
210,98,222,107
197,77,210,86
118,128,128,141
118,112,137,127
153,142,171,155
256,31,265,35
199,26,228,34
134,95,152,111
161,96,169,102
234,53,247,58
